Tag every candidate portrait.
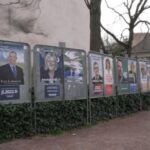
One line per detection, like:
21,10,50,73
0,51,24,85
64,51,83,82
40,52,61,84
117,59,128,83
128,61,136,83
92,61,103,84
140,63,147,79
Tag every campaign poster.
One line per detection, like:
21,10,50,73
34,45,63,102
40,51,62,84
64,51,84,83
0,42,27,102
0,85,19,100
128,60,138,93
116,58,129,94
139,61,147,92
0,45,24,85
147,63,150,91
89,53,103,98
103,56,114,95
45,85,60,98
64,49,87,100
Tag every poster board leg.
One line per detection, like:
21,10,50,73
115,86,118,117
87,84,91,125
33,101,37,133
89,97,92,125
123,95,126,115
115,96,118,117
31,87,36,133
139,93,142,111
86,96,89,125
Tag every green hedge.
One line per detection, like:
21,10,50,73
35,100,87,133
142,93,150,110
0,93,150,141
0,103,33,141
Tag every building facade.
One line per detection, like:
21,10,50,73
132,33,150,59
0,0,90,51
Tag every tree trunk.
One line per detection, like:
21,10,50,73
127,25,134,57
90,0,101,52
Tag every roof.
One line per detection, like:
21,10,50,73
132,33,150,53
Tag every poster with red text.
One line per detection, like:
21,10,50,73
103,56,114,95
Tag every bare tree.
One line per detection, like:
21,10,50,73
100,0,150,57
84,0,106,53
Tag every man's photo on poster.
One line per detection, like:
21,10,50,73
0,48,24,85
117,59,128,83
147,63,150,91
139,62,147,92
90,55,103,96
128,60,137,83
91,60,103,84
64,51,84,82
140,62,147,79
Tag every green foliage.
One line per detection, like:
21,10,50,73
50,129,64,136
0,103,33,141
91,96,116,124
105,39,128,56
141,93,150,110
35,100,87,133
0,93,150,142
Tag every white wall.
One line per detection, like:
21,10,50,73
0,0,90,51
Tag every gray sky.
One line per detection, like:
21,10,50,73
101,0,150,40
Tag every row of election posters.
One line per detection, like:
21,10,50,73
0,40,150,103
89,53,150,98
116,57,137,94
89,53,114,98
34,45,87,102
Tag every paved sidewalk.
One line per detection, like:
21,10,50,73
0,111,150,150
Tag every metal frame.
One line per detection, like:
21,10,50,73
103,54,116,97
0,40,31,104
62,47,87,101
147,61,150,92
128,58,139,94
138,59,148,93
115,56,129,95
88,52,104,99
115,56,139,95
33,44,64,102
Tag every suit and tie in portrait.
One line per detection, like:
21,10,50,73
0,51,24,85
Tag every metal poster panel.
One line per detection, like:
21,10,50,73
63,49,87,100
103,56,114,96
139,61,148,92
147,62,150,91
0,41,30,104
89,53,104,98
34,45,63,102
116,57,129,94
128,59,138,93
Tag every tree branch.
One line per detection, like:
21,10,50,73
105,0,129,25
120,28,128,40
135,20,150,27
84,0,91,9
135,0,145,15
134,0,149,21
100,23,128,48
